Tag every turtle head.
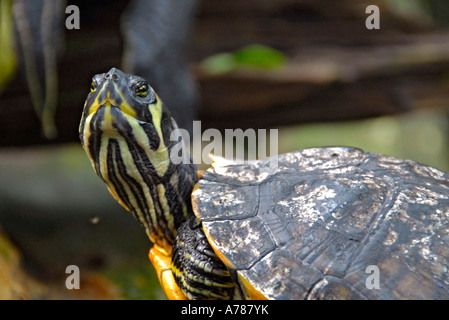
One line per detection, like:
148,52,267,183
79,68,178,179
79,68,173,152
79,68,197,248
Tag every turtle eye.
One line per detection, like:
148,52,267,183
134,82,149,98
90,81,96,93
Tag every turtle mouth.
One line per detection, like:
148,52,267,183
87,102,136,137
87,78,138,119
88,96,135,118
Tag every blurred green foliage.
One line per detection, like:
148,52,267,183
200,44,287,75
106,264,164,300
0,0,16,93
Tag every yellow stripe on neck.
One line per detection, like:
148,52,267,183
116,138,159,234
127,114,169,177
127,94,169,177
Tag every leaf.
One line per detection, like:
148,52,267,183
200,53,237,75
233,44,287,69
200,44,287,75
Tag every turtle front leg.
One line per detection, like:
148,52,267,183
149,244,188,300
171,217,236,300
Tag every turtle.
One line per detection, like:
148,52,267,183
79,68,449,300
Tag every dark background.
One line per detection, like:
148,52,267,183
0,0,448,299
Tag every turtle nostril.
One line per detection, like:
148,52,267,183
105,71,118,81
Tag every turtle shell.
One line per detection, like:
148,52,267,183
191,147,449,299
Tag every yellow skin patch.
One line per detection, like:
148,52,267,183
149,244,187,300
148,94,168,169
157,184,175,235
197,170,205,179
